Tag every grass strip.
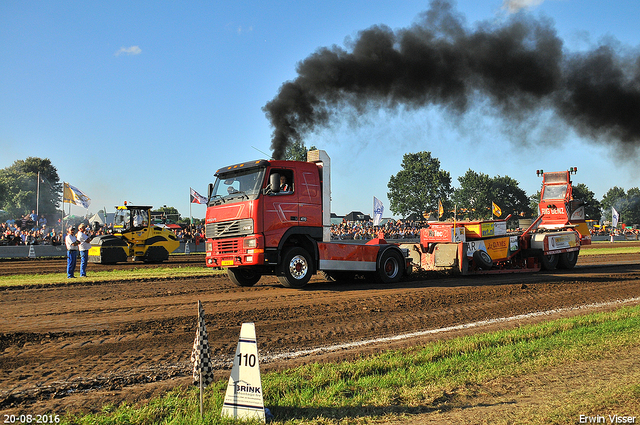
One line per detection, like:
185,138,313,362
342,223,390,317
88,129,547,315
62,304,640,425
0,266,223,287
2,243,637,288
580,246,640,256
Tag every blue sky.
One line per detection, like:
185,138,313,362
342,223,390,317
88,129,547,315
1,0,639,219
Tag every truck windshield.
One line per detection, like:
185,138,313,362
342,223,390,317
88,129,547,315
542,184,568,200
210,168,265,205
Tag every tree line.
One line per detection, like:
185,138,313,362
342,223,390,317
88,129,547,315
0,157,191,225
2,154,639,228
386,151,639,226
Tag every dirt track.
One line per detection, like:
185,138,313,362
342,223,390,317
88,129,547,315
1,246,640,416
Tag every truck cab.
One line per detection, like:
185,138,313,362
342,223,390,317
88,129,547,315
537,169,591,245
205,150,410,288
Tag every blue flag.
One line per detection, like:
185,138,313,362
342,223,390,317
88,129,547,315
373,197,384,226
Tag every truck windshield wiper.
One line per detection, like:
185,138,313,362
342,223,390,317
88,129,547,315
230,191,249,200
210,194,226,204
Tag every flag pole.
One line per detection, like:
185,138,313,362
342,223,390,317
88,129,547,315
199,363,204,419
36,171,40,217
61,182,66,233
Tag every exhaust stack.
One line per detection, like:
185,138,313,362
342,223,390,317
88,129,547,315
307,150,331,242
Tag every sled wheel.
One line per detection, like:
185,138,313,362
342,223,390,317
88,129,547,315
558,251,578,269
540,253,559,270
473,250,493,270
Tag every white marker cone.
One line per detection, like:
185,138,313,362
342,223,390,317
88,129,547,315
221,322,266,422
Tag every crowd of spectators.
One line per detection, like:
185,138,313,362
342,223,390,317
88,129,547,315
0,213,62,246
330,219,423,240
591,226,640,240
1,211,207,247
331,218,640,241
174,225,205,244
3,211,640,246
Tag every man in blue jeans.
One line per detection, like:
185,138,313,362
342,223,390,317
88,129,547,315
76,223,92,277
65,226,78,278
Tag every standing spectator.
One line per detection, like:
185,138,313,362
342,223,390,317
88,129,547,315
65,226,79,278
76,223,92,277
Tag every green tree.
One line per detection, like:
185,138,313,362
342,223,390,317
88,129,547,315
529,190,541,216
490,175,531,219
625,187,640,226
452,170,492,220
0,157,62,218
387,152,453,219
153,206,181,223
601,186,640,226
601,186,627,222
572,183,601,222
452,171,530,220
284,140,318,161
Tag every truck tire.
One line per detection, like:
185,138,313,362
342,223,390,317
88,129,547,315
540,253,559,270
374,249,404,284
278,247,312,288
558,251,578,269
473,250,493,270
227,267,261,287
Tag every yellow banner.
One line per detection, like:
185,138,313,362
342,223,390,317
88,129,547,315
492,202,502,217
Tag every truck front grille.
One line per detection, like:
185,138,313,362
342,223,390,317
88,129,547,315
212,239,239,255
206,218,253,239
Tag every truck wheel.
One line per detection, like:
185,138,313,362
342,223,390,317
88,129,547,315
558,251,578,269
540,253,559,270
278,247,312,288
473,250,493,270
374,250,404,284
227,267,261,287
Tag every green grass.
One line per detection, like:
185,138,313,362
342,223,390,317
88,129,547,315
2,243,636,288
580,245,640,256
62,304,640,425
0,265,224,287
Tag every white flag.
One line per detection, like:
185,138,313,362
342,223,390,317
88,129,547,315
612,207,620,228
373,197,384,226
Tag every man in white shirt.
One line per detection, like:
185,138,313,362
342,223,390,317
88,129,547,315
65,226,79,278
76,223,92,277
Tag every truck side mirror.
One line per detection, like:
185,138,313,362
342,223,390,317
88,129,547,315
208,183,214,198
265,173,280,195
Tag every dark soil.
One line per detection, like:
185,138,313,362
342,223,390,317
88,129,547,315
1,246,639,417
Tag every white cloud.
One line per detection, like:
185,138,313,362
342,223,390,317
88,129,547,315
115,46,142,56
502,0,546,13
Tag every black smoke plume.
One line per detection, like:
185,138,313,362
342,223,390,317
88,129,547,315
263,0,640,159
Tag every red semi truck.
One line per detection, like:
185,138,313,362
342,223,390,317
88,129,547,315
205,150,411,288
